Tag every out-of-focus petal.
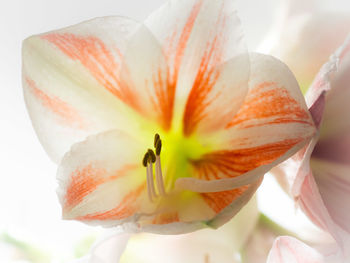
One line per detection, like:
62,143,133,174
175,53,315,192
241,215,281,263
119,197,258,263
304,35,350,109
311,159,350,238
144,0,250,135
22,17,148,163
316,37,350,141
266,236,324,263
89,232,130,263
265,12,350,91
297,171,347,249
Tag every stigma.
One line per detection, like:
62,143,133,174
142,133,166,202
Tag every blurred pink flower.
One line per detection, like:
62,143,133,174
267,0,350,261
267,236,325,263
272,36,350,263
260,0,350,93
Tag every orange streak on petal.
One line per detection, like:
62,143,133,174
76,183,146,221
226,82,313,129
152,1,203,131
172,1,203,79
182,6,228,136
26,77,87,129
42,33,141,111
151,67,176,131
201,186,249,214
182,38,222,136
192,139,302,180
64,164,106,210
64,164,137,210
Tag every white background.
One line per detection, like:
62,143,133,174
0,0,349,261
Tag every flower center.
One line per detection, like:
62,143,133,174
142,131,214,202
142,134,166,202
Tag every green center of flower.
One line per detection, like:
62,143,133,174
142,132,212,202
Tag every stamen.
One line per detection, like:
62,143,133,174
142,152,149,167
155,154,166,196
155,139,162,155
144,134,167,201
147,161,157,200
144,151,156,202
148,149,156,163
154,133,160,148
146,162,153,202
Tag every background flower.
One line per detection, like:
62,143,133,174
264,0,350,261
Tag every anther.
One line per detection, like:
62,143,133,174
154,133,160,148
155,139,162,156
148,149,156,163
142,152,149,167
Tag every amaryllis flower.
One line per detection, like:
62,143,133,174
22,0,315,233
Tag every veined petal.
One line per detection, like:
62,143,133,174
118,25,171,131
22,17,150,163
176,53,315,192
145,0,249,135
57,130,149,225
266,236,324,263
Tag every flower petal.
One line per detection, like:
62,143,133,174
267,12,350,91
89,231,130,263
57,130,149,225
22,17,148,163
241,215,280,263
116,24,172,131
145,0,249,135
311,159,350,236
176,53,315,192
266,236,324,263
315,37,350,141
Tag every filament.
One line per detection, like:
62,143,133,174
155,155,166,196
